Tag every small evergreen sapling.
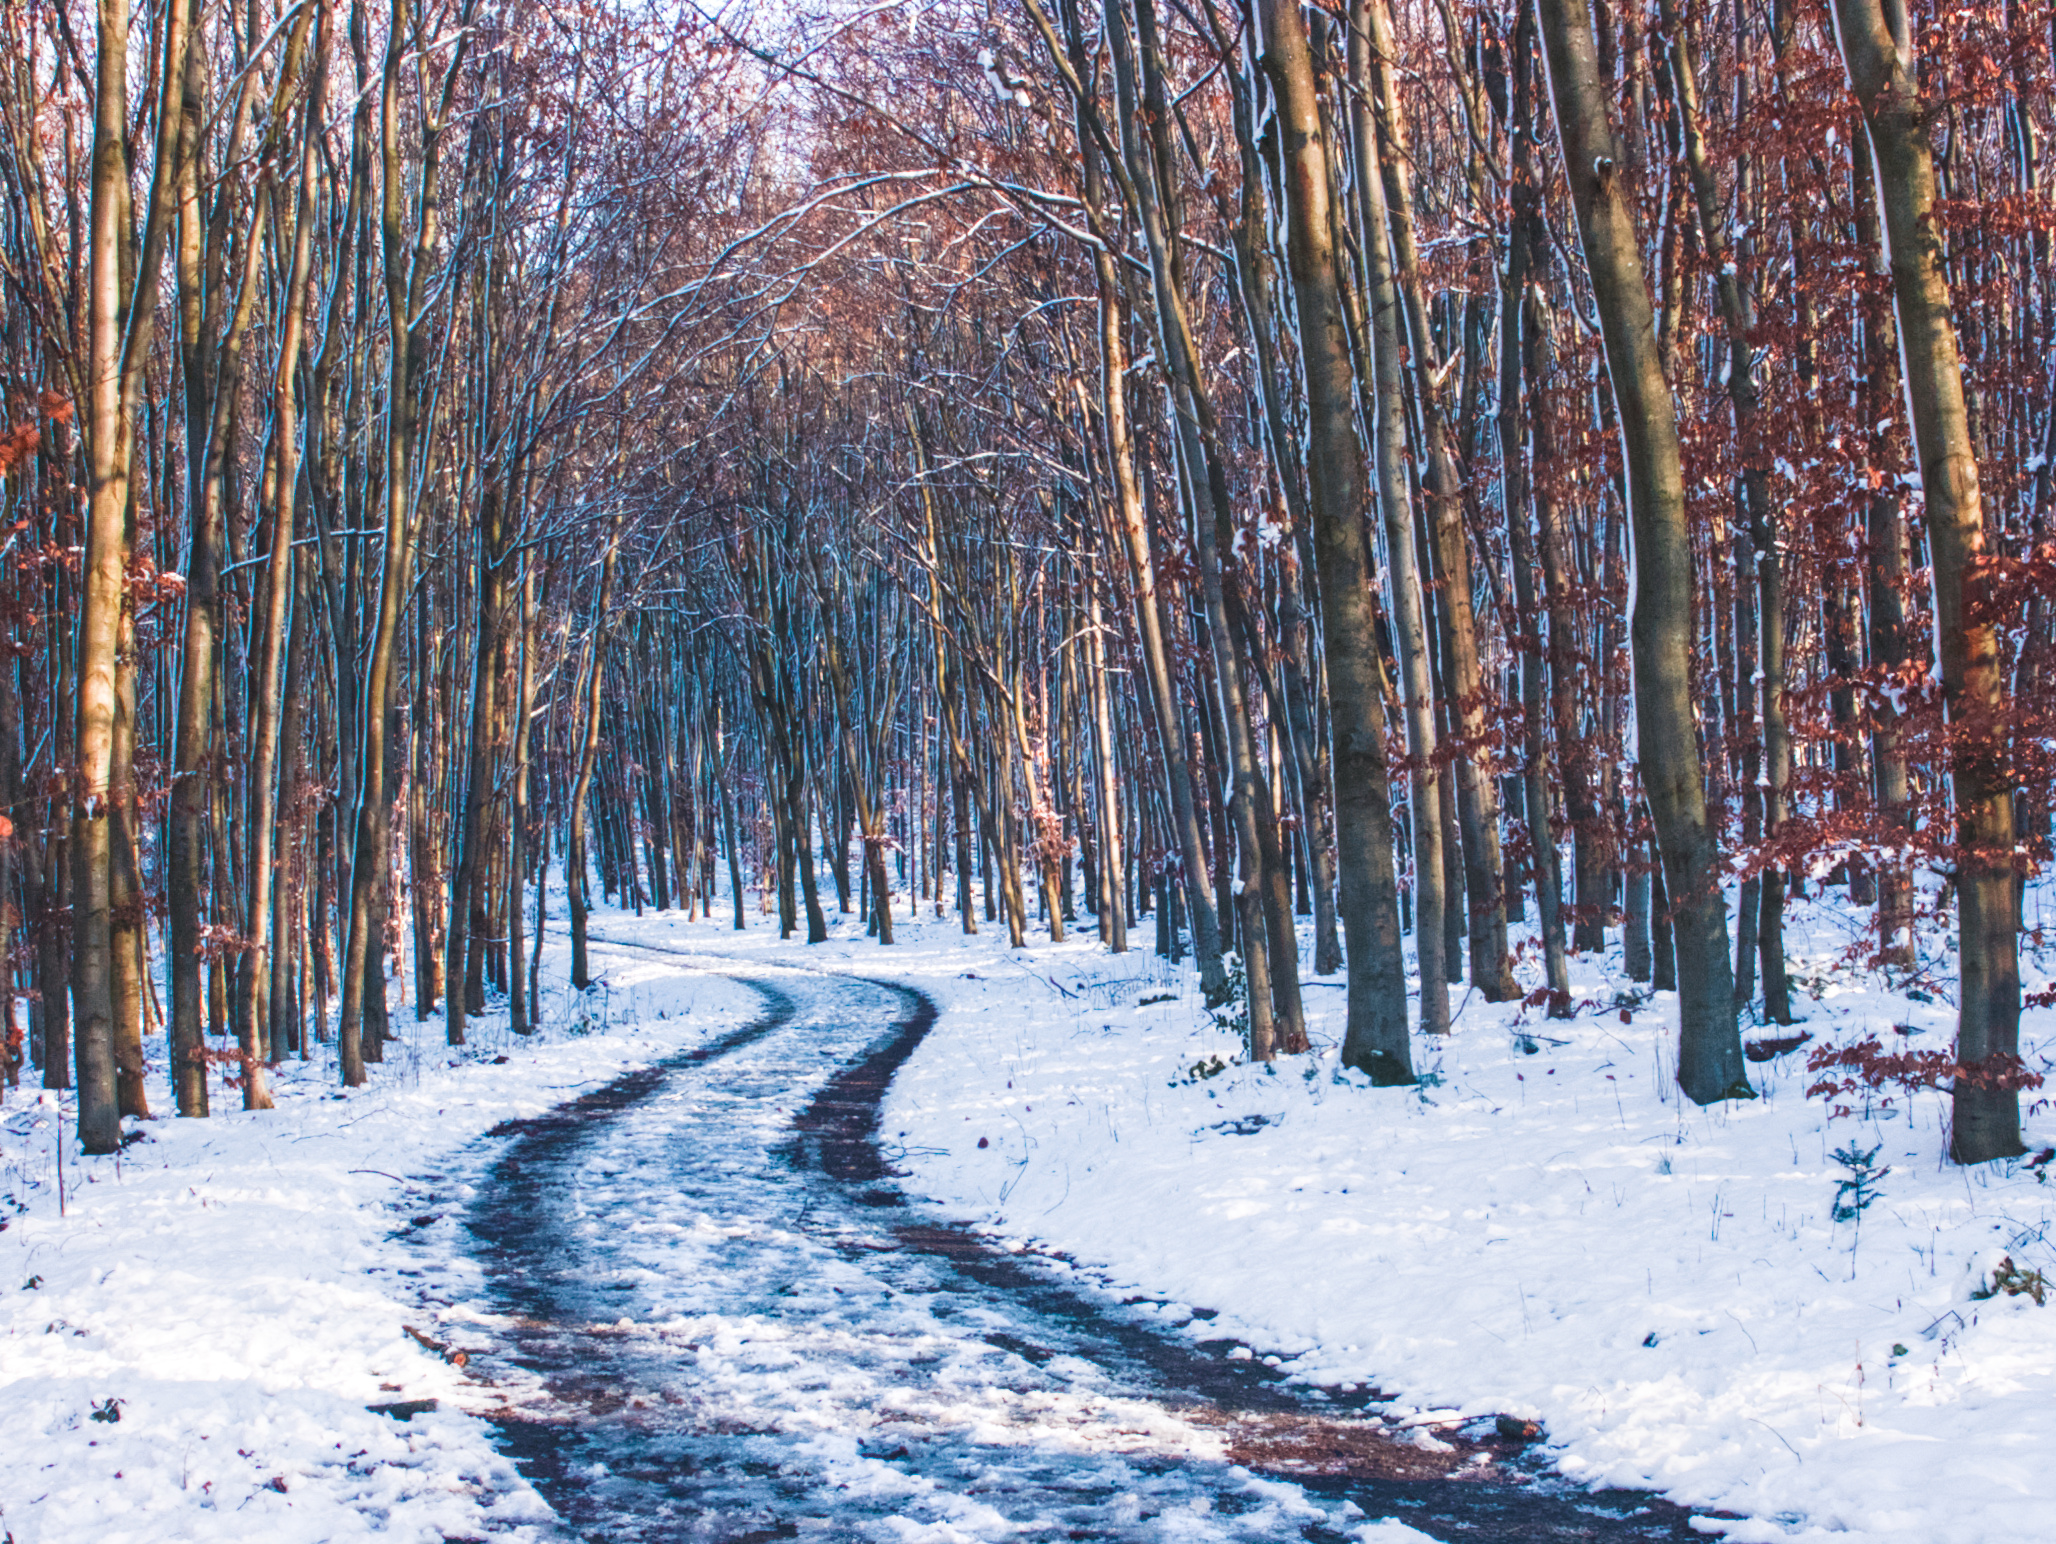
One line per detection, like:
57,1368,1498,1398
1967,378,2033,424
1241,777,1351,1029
1831,1142,1888,1275
1831,1142,1888,1224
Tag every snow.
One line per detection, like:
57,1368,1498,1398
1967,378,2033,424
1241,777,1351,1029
7,872,2053,1541
859,889,2055,1543
1,932,760,1543
453,925,1413,1541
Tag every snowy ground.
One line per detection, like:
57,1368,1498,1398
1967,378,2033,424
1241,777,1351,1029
460,932,1452,1543
848,888,2056,1544
6,874,2053,1543
0,925,760,1544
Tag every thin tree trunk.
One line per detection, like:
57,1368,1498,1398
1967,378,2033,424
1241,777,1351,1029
508,557,537,1033
717,699,746,930
1347,0,1448,1037
73,0,146,1153
233,27,318,1102
1093,0,1297,1047
1361,0,1515,1002
447,479,507,1044
1094,271,1225,992
568,536,621,989
1662,0,1790,1023
1852,117,1916,969
1248,0,1412,1076
1499,0,1573,1014
1084,570,1127,953
338,0,468,1085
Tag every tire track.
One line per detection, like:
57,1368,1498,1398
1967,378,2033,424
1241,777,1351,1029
460,930,1721,1542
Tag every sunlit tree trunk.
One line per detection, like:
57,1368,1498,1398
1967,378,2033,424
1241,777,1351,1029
73,0,166,1151
1537,0,1749,1103
1832,0,2021,1161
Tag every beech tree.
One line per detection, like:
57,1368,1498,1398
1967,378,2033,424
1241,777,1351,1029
1831,0,2025,1161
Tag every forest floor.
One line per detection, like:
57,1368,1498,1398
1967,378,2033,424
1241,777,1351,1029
3,878,2053,1542
0,925,764,1543
456,924,1716,1543
692,882,2056,1543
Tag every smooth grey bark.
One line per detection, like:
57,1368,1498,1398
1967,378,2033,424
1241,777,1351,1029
1346,0,1448,1038
1252,0,1412,1079
1831,0,2022,1161
1537,0,1749,1102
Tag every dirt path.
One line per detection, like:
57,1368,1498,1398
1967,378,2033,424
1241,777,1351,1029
462,935,1721,1542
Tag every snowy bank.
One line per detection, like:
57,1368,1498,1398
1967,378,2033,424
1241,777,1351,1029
0,947,757,1544
813,894,2056,1544
8,879,2054,1544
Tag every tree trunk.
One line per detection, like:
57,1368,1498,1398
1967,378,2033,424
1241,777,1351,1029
1084,571,1127,953
1253,0,1412,1078
448,480,508,1043
1852,117,1916,969
1537,0,1749,1102
1102,0,1301,1050
1361,0,1515,1002
234,28,319,1100
569,537,621,989
1346,0,1448,1038
72,0,145,1154
1092,264,1226,993
1662,0,1790,1024
509,559,538,1032
1499,1,1574,1015
338,0,466,1085
1832,0,2021,1161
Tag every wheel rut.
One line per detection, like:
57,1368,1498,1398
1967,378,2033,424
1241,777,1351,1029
461,930,1725,1542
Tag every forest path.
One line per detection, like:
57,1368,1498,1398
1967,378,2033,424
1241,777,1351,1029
461,927,1717,1543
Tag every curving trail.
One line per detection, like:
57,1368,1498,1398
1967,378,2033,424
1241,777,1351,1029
464,933,1716,1542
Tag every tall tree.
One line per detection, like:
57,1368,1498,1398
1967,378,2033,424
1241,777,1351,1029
1536,0,1751,1103
1256,0,1414,1080
1832,0,2023,1161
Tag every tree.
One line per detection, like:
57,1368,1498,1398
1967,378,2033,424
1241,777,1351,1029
1832,0,2023,1162
1535,0,1751,1104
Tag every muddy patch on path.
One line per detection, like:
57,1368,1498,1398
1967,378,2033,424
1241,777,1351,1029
457,936,1725,1542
